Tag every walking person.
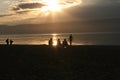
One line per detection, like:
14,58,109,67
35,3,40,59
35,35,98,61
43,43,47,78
6,38,9,45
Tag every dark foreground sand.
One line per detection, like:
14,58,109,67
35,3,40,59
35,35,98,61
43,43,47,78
0,45,120,80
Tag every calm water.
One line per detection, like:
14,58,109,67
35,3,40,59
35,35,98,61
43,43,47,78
0,32,120,45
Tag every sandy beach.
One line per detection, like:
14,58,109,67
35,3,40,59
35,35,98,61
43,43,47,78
0,45,120,80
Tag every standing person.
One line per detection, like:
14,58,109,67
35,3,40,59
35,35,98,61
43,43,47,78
69,34,73,46
6,38,9,45
48,38,53,46
10,39,13,45
57,38,61,47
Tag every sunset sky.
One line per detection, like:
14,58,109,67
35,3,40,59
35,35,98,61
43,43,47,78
0,0,120,34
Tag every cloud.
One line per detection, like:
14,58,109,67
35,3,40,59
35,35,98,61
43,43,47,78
16,10,30,14
18,3,45,9
1,0,120,25
99,0,120,4
0,14,14,17
12,2,45,11
12,7,20,11
82,0,120,6
66,0,120,20
59,0,82,7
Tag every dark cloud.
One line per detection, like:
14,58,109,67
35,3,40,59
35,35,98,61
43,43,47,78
18,3,45,9
100,0,120,4
12,7,20,11
12,2,45,12
82,0,120,5
66,1,120,20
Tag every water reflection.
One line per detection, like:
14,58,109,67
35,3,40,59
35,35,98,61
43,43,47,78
0,33,95,45
52,34,57,46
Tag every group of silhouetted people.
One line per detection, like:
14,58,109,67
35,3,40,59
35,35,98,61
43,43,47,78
48,34,73,48
4,34,72,46
6,38,13,45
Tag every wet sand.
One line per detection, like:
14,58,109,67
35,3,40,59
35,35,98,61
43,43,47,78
0,45,120,80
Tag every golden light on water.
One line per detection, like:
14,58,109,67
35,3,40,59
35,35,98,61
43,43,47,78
52,33,58,46
53,40,57,46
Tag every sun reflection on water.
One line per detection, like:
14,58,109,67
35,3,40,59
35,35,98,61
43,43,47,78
52,33,58,46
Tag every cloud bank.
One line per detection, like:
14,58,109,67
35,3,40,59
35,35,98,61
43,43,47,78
0,0,120,25
17,3,45,9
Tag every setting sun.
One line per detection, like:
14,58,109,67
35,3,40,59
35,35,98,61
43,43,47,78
42,0,62,12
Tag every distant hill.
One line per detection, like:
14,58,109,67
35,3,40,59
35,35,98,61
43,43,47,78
0,18,120,34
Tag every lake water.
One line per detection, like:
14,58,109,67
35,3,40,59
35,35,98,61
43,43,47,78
0,32,120,45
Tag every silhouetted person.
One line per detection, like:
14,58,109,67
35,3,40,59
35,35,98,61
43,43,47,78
62,39,68,48
57,38,61,47
6,38,9,45
69,34,73,46
48,38,53,46
10,39,13,45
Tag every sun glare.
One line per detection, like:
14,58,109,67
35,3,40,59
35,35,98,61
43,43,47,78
42,0,62,12
53,40,57,46
52,33,58,46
